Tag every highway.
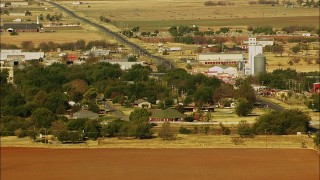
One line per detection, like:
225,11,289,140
45,1,173,69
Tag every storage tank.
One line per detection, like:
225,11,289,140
254,53,266,75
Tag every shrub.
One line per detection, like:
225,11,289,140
314,131,320,147
237,120,254,138
220,123,231,135
179,126,192,134
15,128,27,138
184,116,194,122
158,122,176,140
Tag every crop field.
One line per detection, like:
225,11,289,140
1,147,319,180
61,0,319,30
0,30,105,46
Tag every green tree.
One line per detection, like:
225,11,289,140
314,131,320,147
235,98,253,116
21,41,35,51
84,119,101,140
234,81,256,104
31,108,57,128
129,109,149,122
253,110,310,135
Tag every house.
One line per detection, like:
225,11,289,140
149,108,185,122
0,3,6,7
133,99,152,109
275,90,289,99
2,23,41,32
197,53,244,65
73,110,99,119
8,12,26,16
11,2,29,6
13,18,22,23
84,46,110,57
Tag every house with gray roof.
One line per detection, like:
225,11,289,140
72,110,99,119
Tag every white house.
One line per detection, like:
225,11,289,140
13,18,22,23
197,53,244,65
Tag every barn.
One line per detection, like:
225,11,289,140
2,23,42,32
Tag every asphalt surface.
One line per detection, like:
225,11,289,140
103,101,129,121
46,1,173,70
256,96,285,112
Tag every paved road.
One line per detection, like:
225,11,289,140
104,101,129,121
256,96,285,112
46,1,173,70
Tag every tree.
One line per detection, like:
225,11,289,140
235,98,253,116
253,110,310,135
84,119,101,140
31,108,57,128
129,109,149,122
51,120,67,136
158,122,175,140
234,81,256,104
237,120,253,137
273,44,284,56
308,94,320,111
101,119,127,137
179,126,192,134
21,41,35,51
314,131,320,147
220,123,231,135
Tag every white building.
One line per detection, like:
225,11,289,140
0,3,5,7
84,47,110,57
9,12,26,16
13,18,22,23
11,2,29,6
197,53,244,65
0,49,45,61
206,65,238,78
247,38,263,75
101,60,145,70
243,38,274,47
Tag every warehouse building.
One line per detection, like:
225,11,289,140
197,53,244,65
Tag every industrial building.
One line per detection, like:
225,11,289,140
84,46,110,57
243,38,274,47
246,38,265,75
1,23,42,32
206,65,238,78
197,53,244,65
0,49,45,62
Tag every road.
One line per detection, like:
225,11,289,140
256,96,285,112
45,1,173,70
103,101,129,121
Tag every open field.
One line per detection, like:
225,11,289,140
1,147,319,180
0,30,105,46
61,0,319,30
0,134,316,149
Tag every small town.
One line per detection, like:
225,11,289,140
0,0,319,179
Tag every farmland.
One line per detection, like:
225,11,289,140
1,147,319,180
60,0,319,31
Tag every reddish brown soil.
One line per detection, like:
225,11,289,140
1,147,319,180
